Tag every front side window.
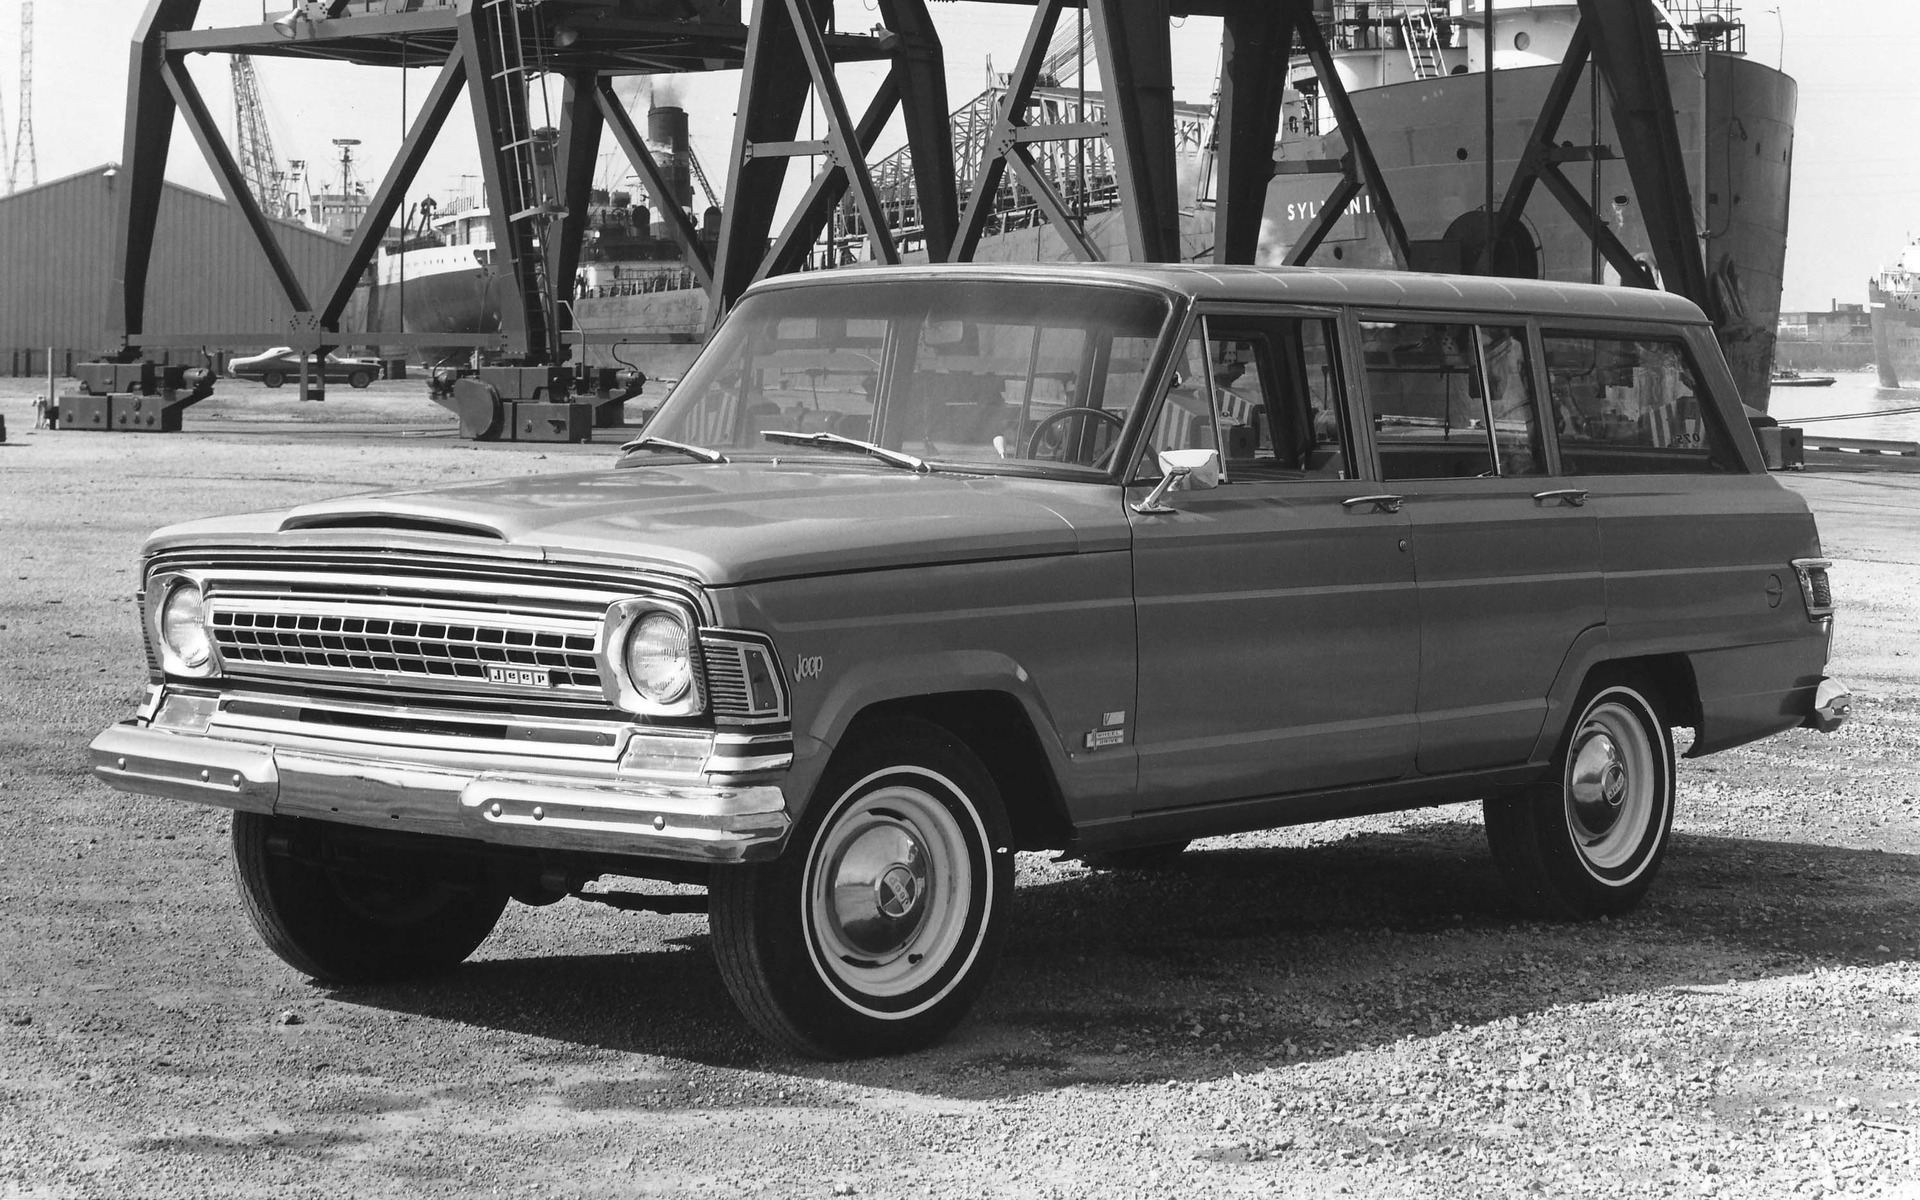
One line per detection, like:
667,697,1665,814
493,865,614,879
643,280,1174,476
1362,320,1546,481
1136,315,1355,483
1540,333,1740,474
1142,327,1222,467
1178,317,1351,481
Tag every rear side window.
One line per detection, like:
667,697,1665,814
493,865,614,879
1540,333,1741,474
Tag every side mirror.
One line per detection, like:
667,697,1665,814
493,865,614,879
1133,448,1221,514
1160,448,1221,489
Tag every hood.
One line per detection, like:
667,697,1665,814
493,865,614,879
164,462,1133,586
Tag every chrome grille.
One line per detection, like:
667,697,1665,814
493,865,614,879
210,605,604,693
145,551,709,705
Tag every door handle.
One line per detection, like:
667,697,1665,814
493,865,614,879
1533,488,1590,507
1341,494,1404,514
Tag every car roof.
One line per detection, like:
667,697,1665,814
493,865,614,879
747,261,1711,325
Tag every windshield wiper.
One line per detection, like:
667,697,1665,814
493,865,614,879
762,430,931,473
619,435,729,464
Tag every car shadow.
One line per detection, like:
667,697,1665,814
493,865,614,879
323,820,1920,1100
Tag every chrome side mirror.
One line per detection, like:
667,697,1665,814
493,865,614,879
1132,448,1221,514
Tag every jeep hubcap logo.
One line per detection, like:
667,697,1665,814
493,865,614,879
877,865,919,918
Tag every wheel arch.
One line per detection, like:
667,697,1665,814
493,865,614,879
1532,633,1702,763
818,691,1074,852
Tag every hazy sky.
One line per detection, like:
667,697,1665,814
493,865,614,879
2,0,1913,311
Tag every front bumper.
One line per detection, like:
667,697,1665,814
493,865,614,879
89,721,792,864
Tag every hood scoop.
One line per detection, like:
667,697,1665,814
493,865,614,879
279,512,507,540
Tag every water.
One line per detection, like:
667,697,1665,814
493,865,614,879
1768,372,1920,445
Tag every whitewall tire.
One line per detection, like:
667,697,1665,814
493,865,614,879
1485,675,1676,919
709,718,1013,1058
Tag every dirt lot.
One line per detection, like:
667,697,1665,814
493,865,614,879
1,381,1917,1199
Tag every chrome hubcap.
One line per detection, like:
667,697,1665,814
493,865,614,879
826,822,931,957
1571,734,1627,810
1564,700,1656,872
808,781,974,1001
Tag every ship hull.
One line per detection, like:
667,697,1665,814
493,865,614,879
1264,52,1796,409
1871,282,1920,389
367,263,507,369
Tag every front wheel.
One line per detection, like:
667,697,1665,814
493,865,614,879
231,812,508,982
347,369,374,389
1484,675,1675,919
260,369,285,389
709,718,1013,1058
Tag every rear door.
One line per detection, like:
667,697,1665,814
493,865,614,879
1538,324,1784,648
1355,314,1605,774
1128,310,1421,808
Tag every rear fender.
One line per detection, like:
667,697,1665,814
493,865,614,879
1526,625,1613,764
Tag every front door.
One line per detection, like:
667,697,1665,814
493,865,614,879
1129,314,1422,809
1357,317,1605,774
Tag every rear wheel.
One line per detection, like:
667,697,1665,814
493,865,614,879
260,369,285,389
710,718,1013,1058
231,813,507,982
1484,674,1675,919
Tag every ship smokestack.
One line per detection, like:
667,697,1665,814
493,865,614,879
647,104,694,239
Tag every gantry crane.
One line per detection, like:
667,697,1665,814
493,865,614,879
230,55,287,218
8,0,36,192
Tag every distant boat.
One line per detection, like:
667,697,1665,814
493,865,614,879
1771,369,1836,388
1871,238,1920,388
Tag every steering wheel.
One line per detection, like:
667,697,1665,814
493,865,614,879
1027,406,1127,466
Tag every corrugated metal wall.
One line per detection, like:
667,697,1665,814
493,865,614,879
0,166,354,374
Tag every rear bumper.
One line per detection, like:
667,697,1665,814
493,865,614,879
1803,676,1853,734
89,721,791,863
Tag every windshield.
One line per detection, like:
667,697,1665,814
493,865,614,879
640,278,1176,476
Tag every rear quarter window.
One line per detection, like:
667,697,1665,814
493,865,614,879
1540,332,1743,475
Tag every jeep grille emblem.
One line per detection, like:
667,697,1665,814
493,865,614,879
486,665,550,688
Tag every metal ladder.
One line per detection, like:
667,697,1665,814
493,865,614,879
476,0,552,223
473,0,564,359
1401,2,1446,80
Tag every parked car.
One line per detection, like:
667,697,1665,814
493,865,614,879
227,347,381,389
90,264,1849,1058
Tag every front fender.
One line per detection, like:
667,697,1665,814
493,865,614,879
781,650,1079,824
709,552,1139,828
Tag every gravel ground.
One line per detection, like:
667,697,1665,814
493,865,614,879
1,383,1916,1199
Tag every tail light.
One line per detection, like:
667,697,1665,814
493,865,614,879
1791,558,1834,621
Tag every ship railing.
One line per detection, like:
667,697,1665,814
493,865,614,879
1653,0,1746,54
1319,2,1458,55
577,269,703,301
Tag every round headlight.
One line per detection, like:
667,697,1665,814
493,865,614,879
623,610,693,704
160,581,213,670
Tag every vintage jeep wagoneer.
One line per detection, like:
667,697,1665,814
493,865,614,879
91,264,1849,1057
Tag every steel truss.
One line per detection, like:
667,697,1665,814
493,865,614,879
94,0,1721,437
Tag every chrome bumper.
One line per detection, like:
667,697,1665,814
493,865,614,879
1804,676,1853,734
89,721,792,863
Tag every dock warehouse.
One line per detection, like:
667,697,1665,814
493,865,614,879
0,165,353,377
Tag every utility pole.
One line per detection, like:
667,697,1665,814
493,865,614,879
10,0,36,192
